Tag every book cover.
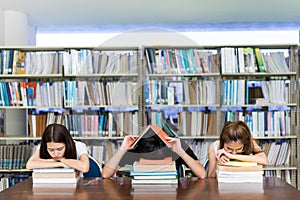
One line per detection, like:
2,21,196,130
129,124,172,148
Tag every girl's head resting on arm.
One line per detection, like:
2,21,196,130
40,124,76,160
219,121,254,155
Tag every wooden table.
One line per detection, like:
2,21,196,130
0,177,299,200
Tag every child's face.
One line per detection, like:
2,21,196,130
47,142,66,160
224,141,244,154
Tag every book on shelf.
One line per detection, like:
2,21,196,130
129,124,172,148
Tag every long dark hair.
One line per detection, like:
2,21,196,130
219,121,254,155
40,124,77,159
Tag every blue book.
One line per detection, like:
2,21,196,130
222,80,228,105
245,80,249,105
98,114,104,137
130,167,177,176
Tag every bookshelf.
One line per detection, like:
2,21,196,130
0,46,143,189
0,44,299,189
142,45,299,189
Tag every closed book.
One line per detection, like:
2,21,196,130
33,168,75,173
32,171,79,178
223,160,259,167
132,161,176,173
217,164,262,172
139,157,172,165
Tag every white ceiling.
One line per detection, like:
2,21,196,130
1,0,300,29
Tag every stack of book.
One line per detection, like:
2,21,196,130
216,160,263,183
216,160,264,193
130,157,178,194
32,168,80,185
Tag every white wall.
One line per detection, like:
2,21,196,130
36,28,299,47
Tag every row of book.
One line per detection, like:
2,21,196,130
222,80,290,106
0,79,290,108
0,81,64,107
146,110,217,137
26,109,292,139
64,81,138,107
145,79,217,105
0,139,291,173
63,50,138,75
145,48,219,74
0,48,291,75
0,174,30,192
27,111,139,138
0,144,33,170
146,109,293,137
264,170,291,184
178,111,217,136
0,80,140,107
262,140,291,166
0,49,139,75
221,47,290,73
0,50,62,75
66,111,139,137
225,110,291,137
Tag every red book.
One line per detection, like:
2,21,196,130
129,124,172,148
139,157,172,165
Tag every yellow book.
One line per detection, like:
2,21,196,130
224,160,258,167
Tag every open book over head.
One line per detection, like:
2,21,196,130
130,124,172,148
